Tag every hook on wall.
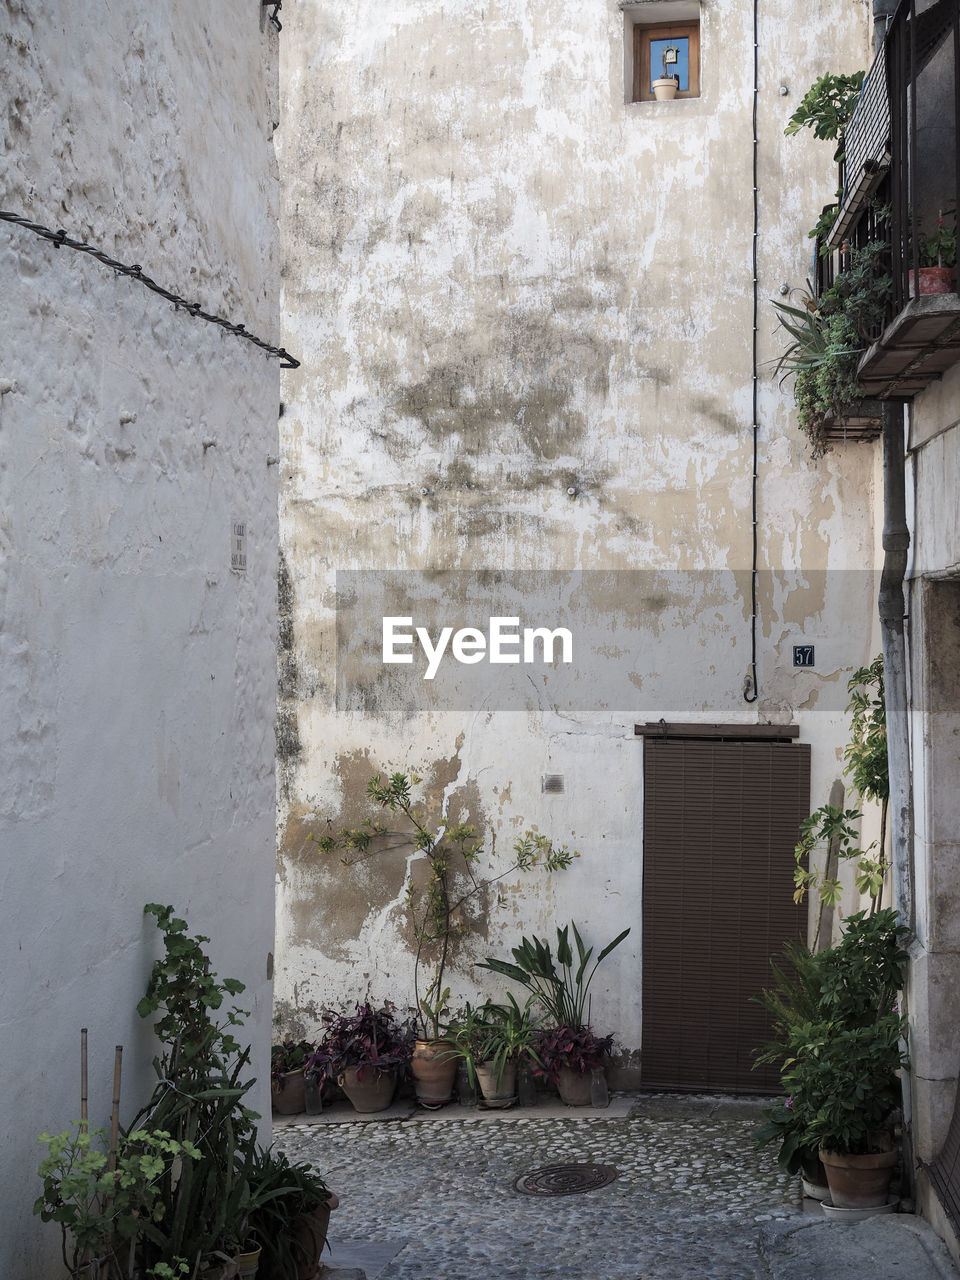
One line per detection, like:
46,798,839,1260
261,1,282,32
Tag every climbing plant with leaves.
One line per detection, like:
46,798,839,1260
315,771,578,1039
794,657,889,943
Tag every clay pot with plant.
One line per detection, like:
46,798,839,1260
244,1146,338,1280
531,1024,614,1106
910,208,957,296
314,771,578,1106
479,919,629,1104
306,1002,412,1113
271,1040,314,1116
447,994,542,1107
756,910,908,1211
652,45,680,100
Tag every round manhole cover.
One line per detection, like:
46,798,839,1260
514,1162,620,1196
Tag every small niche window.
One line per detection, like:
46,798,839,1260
634,21,700,101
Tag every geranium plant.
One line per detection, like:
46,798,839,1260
917,209,957,269
34,1124,201,1280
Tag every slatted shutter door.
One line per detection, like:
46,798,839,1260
641,739,809,1093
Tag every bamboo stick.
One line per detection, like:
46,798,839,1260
80,1028,89,1129
107,1045,123,1175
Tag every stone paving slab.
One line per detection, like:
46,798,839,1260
759,1215,959,1280
277,1094,960,1280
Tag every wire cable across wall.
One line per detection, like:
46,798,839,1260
0,210,300,369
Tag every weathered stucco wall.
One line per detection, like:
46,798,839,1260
0,3,281,1272
276,0,879,1065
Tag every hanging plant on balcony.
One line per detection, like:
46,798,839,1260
773,240,890,458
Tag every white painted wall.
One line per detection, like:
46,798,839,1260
0,4,281,1272
903,361,960,1252
275,0,879,1071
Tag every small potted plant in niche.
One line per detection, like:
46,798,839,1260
307,1002,413,1113
271,1039,314,1115
652,45,680,100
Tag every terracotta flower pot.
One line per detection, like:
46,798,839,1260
271,1067,307,1115
908,265,955,297
556,1066,592,1106
338,1065,396,1112
652,77,679,101
819,1146,898,1208
292,1192,340,1280
411,1039,457,1106
475,1060,517,1108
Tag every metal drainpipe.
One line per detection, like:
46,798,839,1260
878,398,915,1192
873,0,914,1192
878,401,913,934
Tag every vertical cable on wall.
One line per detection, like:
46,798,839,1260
743,0,761,704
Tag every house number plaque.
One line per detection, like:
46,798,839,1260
793,645,815,667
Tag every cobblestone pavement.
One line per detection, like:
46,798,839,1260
276,1094,803,1280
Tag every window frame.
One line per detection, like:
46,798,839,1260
633,21,700,102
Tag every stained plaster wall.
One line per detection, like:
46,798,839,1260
276,0,881,1068
902,361,960,1250
0,4,281,1273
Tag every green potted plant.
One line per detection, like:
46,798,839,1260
472,994,542,1107
35,905,317,1280
444,1001,495,1094
479,919,629,1104
244,1146,338,1280
314,771,577,1106
129,904,263,1277
447,995,542,1107
306,1002,413,1113
752,940,832,1195
758,910,908,1211
271,1040,314,1116
34,1122,202,1280
785,1011,906,1208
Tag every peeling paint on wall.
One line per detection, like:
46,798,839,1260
276,0,881,1068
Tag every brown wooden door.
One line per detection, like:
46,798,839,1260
641,738,809,1093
